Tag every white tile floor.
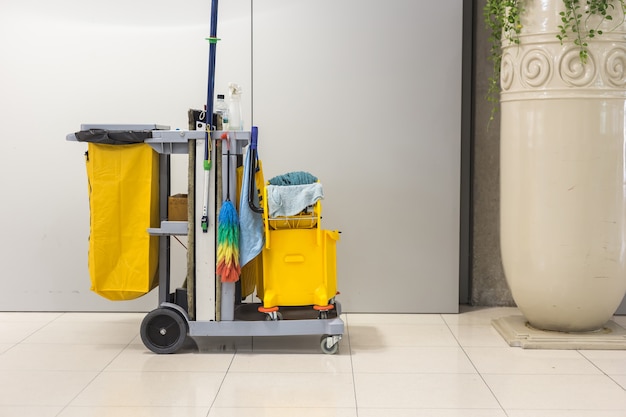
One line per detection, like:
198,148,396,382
0,306,625,417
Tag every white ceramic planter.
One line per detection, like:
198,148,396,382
500,1,626,331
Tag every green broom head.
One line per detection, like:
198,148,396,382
216,199,241,282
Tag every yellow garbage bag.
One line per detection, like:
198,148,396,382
85,142,160,300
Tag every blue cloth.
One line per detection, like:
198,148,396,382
268,171,318,186
266,183,324,217
238,147,264,267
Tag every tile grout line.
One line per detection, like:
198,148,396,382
205,346,238,416
345,314,360,417
441,314,511,417
3,312,65,351
577,349,626,392
53,327,141,417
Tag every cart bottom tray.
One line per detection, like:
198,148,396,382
140,302,344,355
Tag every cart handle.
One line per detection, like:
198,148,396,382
247,126,264,214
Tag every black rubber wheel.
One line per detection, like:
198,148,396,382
140,308,188,354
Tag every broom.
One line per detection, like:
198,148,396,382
216,135,241,282
201,0,219,233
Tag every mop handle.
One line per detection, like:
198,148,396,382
204,0,220,161
200,0,219,232
250,126,258,150
226,148,231,201
247,126,264,214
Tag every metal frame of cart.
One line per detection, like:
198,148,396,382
92,126,344,354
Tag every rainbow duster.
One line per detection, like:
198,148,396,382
216,147,241,282
216,199,240,282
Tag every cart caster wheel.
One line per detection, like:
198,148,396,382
264,311,283,321
259,306,282,321
320,335,340,355
314,304,334,320
140,308,188,354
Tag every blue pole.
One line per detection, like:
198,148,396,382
205,0,219,161
201,0,219,233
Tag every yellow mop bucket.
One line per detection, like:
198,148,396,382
84,142,160,300
261,227,339,308
258,177,339,308
239,128,340,308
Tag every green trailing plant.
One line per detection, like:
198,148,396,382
484,0,626,121
484,0,522,122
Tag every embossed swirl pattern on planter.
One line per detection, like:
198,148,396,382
500,51,515,91
501,41,626,98
559,47,596,87
605,47,626,87
520,49,552,88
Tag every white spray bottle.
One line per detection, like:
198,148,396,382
228,82,243,131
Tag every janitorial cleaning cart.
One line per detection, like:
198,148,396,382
68,123,344,354
66,0,343,355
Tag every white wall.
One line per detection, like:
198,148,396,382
0,0,462,313
251,0,462,312
0,0,212,310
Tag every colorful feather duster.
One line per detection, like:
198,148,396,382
216,142,241,283
216,199,240,282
